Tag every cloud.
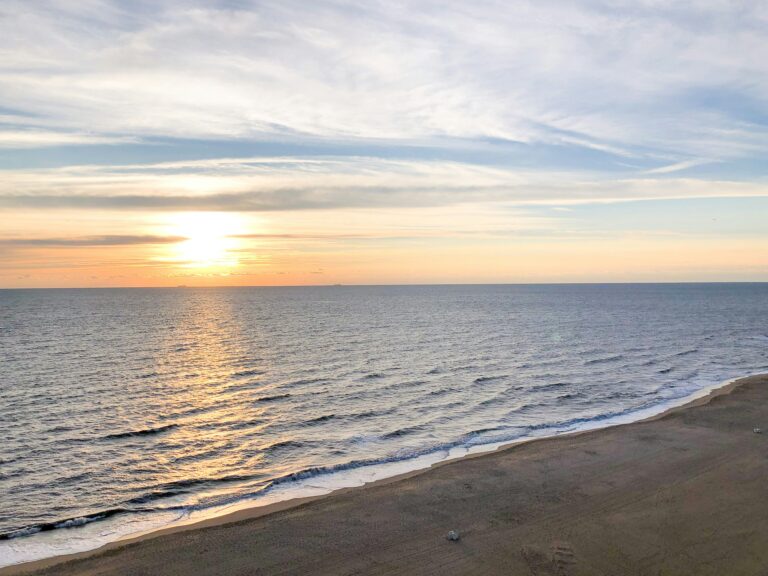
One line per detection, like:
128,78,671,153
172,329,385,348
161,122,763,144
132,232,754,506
644,158,716,175
1,178,766,212
0,0,766,162
0,130,135,148
0,157,765,212
0,234,185,247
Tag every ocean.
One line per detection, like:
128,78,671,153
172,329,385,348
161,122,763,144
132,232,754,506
1,284,767,566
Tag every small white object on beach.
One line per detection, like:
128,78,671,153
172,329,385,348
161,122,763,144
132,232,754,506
446,530,460,541
754,427,762,434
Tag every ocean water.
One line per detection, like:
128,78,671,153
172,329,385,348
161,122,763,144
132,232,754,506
1,284,767,566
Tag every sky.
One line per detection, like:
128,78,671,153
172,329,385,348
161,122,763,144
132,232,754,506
1,0,767,287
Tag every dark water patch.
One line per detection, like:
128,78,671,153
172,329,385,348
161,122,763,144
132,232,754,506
657,367,674,374
600,390,642,401
223,418,267,432
219,379,265,394
362,373,384,380
45,425,76,434
153,473,259,493
473,375,507,384
383,425,424,439
380,379,426,392
286,377,328,387
673,348,699,357
302,414,336,425
425,387,456,397
136,371,159,379
102,424,178,441
254,393,291,403
556,392,585,400
454,364,480,372
506,402,542,415
123,489,189,506
162,402,226,420
584,354,624,366
467,426,503,436
261,439,307,453
346,408,396,420
232,368,266,379
479,393,506,407
529,381,568,392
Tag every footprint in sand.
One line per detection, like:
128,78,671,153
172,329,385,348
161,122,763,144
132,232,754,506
520,542,576,576
551,542,576,576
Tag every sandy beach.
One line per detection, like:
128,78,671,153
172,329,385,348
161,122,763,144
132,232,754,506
4,373,768,576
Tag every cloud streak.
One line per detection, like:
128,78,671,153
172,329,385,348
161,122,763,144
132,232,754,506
0,157,765,212
0,235,185,247
0,130,135,148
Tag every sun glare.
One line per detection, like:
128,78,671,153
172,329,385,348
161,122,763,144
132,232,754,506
166,212,246,268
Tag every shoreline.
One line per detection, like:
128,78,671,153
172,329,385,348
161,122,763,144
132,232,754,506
2,371,761,576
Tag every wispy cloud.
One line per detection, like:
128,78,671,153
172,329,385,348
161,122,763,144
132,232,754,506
0,234,185,247
0,1,767,162
644,158,715,175
0,130,135,148
0,157,765,212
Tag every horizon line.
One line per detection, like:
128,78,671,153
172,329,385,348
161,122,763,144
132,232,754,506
3,280,768,291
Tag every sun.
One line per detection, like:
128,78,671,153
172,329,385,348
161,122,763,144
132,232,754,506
165,212,246,269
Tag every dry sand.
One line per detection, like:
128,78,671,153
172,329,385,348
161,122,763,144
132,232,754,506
4,374,768,576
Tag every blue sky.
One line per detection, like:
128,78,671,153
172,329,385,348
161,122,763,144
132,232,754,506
0,1,766,286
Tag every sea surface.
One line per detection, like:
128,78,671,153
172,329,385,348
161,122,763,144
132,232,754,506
1,284,767,566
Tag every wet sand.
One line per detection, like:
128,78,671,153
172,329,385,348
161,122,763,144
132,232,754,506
5,374,768,576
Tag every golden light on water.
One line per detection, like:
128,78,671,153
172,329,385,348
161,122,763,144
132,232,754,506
165,212,246,269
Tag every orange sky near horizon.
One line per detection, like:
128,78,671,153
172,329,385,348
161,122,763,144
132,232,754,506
3,205,767,289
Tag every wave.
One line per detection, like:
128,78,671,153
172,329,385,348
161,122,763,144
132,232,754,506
506,402,542,415
466,426,503,436
231,368,266,379
478,394,504,406
286,377,328,387
0,508,129,540
584,354,624,366
302,414,336,425
379,379,427,392
103,424,178,441
254,393,291,403
556,392,584,400
529,381,568,392
151,473,260,493
1,375,742,546
382,425,424,439
124,489,189,505
473,375,507,384
346,408,396,420
261,440,307,453
672,348,699,357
